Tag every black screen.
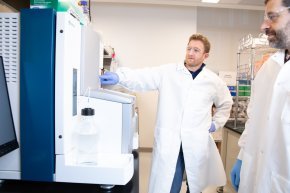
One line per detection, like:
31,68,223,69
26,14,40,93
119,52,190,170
0,56,19,157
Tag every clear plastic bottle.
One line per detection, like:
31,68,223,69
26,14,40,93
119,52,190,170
75,107,99,165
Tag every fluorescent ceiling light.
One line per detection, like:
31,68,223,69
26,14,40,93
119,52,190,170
201,0,220,3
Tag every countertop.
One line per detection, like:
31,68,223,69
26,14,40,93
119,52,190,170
0,150,139,193
224,121,245,135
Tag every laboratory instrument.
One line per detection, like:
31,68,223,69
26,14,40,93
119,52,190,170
0,9,138,188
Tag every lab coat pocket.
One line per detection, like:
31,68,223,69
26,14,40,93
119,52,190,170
270,172,290,193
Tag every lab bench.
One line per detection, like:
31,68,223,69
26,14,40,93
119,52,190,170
220,122,245,193
0,150,139,193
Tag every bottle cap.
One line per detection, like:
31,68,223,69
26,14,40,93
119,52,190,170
81,108,95,116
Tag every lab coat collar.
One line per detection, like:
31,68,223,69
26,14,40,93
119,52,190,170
271,49,287,66
176,62,206,75
176,63,191,74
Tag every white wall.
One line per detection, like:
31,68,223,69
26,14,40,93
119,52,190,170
197,7,263,73
91,3,197,68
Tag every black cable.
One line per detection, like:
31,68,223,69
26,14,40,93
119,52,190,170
89,0,91,22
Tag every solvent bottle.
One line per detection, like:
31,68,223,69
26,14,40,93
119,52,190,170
75,107,99,165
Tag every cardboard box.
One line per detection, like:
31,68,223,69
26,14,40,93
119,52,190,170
30,0,89,24
30,0,58,9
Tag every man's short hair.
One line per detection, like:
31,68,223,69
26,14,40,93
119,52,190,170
265,0,290,7
188,34,211,53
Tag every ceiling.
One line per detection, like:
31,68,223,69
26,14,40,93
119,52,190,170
91,0,265,10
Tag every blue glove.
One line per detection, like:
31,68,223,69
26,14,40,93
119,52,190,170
208,122,216,133
99,71,119,85
231,159,242,192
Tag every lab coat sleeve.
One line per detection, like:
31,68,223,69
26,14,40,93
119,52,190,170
116,66,163,91
212,80,233,130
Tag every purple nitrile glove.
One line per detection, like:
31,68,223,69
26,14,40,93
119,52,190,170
99,71,119,85
208,122,216,133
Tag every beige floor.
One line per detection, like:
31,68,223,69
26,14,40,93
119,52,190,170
139,151,236,193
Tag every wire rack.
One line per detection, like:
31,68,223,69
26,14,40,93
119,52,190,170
237,33,277,80
234,33,277,127
239,34,268,51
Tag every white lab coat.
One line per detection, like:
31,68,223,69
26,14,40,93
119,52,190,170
116,63,233,193
237,50,290,193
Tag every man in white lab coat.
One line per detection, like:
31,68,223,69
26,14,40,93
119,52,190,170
230,0,290,192
100,34,233,193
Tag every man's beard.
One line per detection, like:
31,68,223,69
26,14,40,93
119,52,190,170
265,21,290,49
